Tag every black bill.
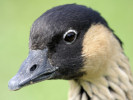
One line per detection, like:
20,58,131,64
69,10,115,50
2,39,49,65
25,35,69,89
8,48,58,91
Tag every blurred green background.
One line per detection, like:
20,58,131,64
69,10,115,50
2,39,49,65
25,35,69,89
0,0,133,100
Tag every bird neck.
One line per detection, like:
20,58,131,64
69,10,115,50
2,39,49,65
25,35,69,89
68,52,133,100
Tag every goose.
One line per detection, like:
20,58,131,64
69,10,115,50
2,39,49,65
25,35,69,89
8,4,133,100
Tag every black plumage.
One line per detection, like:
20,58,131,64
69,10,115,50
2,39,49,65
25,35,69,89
29,4,121,79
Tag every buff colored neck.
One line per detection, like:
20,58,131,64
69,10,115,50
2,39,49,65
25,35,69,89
68,24,133,100
69,52,133,100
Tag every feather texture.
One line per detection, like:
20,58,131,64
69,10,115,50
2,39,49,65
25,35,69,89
69,24,133,100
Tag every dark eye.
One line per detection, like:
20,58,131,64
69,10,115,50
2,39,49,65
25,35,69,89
63,30,77,44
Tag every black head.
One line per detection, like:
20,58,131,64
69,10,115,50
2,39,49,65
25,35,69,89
8,4,121,90
30,4,109,49
29,4,109,79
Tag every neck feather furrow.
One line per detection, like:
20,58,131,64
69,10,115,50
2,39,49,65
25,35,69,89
68,52,133,100
68,25,133,100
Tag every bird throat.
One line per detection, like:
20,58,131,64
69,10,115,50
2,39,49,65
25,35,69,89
68,52,133,100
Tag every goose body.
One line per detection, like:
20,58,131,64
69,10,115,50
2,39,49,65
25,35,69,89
8,4,133,100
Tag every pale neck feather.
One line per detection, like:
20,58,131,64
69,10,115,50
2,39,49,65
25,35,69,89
68,24,133,100
69,53,133,100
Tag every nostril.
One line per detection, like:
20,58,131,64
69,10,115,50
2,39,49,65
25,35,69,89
30,64,37,72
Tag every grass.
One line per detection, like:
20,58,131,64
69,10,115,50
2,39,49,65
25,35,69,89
0,0,133,100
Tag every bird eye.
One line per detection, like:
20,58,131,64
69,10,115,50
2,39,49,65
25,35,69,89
63,30,77,44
